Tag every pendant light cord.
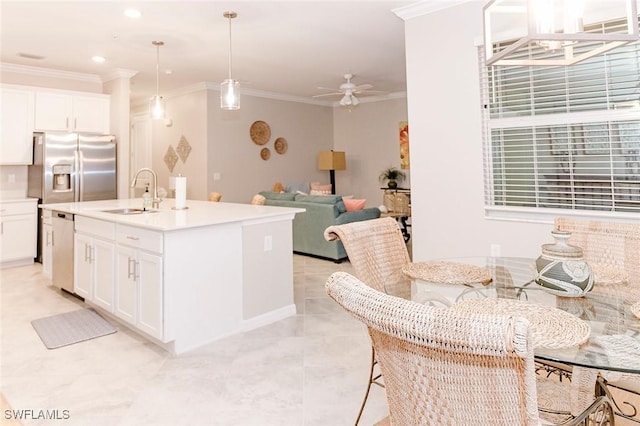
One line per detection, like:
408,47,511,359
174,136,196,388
156,43,160,96
227,13,233,80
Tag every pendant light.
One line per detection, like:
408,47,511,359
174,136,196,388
149,41,165,119
483,0,639,66
221,11,240,110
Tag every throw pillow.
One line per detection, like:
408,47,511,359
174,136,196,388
251,194,266,205
273,182,285,193
344,198,366,211
285,182,311,194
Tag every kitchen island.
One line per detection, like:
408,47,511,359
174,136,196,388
41,198,304,354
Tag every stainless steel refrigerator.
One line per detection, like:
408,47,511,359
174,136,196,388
28,131,117,262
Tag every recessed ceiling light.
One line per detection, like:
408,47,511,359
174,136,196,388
124,8,141,18
92,56,106,63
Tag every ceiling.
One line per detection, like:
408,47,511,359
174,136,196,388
0,1,418,107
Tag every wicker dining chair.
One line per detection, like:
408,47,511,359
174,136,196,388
324,217,411,425
326,271,614,426
555,217,640,422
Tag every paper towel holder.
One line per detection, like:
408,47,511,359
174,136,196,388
172,174,189,210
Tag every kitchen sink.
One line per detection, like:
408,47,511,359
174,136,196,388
101,208,158,215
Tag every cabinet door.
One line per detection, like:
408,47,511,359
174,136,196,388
1,88,34,164
137,251,163,339
0,215,35,262
92,238,115,313
73,233,92,299
42,223,53,279
115,245,137,325
35,92,72,131
73,95,110,134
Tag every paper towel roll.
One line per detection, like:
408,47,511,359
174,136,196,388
174,176,187,209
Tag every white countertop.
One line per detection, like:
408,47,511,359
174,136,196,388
40,198,304,231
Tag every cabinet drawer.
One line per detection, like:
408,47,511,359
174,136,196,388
116,225,163,253
75,216,115,240
0,200,37,216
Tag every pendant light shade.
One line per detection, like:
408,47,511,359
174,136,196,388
484,0,639,66
221,11,240,110
149,41,165,119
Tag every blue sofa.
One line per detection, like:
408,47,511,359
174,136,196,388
259,192,381,261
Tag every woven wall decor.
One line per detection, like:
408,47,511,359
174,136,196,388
176,135,192,163
163,145,178,172
260,147,271,160
250,120,271,145
274,137,288,154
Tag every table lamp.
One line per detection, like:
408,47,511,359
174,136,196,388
318,151,346,195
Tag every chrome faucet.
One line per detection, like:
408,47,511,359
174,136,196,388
130,168,162,209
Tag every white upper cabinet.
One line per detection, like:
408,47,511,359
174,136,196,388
0,87,35,165
35,91,110,134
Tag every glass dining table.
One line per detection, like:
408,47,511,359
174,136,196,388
406,257,640,375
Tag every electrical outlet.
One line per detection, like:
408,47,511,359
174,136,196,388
213,172,221,181
490,243,501,257
7,174,15,184
264,235,272,251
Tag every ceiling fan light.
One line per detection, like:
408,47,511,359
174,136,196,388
221,79,240,110
340,94,351,106
351,94,359,106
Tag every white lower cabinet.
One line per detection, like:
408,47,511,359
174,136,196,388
115,245,163,339
0,199,37,267
73,216,116,311
115,225,163,339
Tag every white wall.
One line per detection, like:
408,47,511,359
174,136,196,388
333,97,409,207
206,92,334,203
404,2,553,261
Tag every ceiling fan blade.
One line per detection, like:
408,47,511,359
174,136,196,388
357,89,387,95
312,92,343,98
353,84,373,92
316,86,341,91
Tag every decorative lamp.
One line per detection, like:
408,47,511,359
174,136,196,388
221,11,240,110
149,41,165,119
483,0,639,66
318,151,346,195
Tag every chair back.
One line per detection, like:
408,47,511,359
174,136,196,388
555,217,640,285
325,271,541,426
324,217,411,298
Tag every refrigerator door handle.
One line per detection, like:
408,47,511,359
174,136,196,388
73,150,80,202
78,151,84,202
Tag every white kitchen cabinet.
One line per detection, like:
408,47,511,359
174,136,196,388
35,91,110,134
115,225,163,339
42,209,53,279
0,87,35,165
0,199,37,268
74,216,115,311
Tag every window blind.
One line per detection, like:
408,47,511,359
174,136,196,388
480,18,640,216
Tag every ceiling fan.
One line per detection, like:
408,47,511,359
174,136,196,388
313,73,383,107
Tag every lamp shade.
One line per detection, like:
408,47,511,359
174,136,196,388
318,151,346,171
484,0,639,66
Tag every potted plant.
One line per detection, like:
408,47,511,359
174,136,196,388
379,167,406,189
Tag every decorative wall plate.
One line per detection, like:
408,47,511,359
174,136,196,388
260,147,271,160
250,120,271,145
274,137,288,154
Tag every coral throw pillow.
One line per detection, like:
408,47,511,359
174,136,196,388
344,199,366,211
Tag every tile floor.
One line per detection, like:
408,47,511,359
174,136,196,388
1,255,388,426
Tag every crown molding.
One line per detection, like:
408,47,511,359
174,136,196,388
393,0,477,20
103,68,138,82
0,62,103,84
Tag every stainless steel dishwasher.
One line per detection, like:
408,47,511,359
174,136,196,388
52,211,74,293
